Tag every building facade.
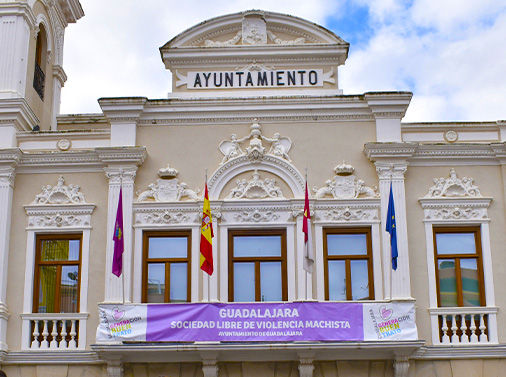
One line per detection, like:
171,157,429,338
1,2,506,376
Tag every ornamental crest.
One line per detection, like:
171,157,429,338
313,161,378,199
136,164,200,202
31,176,86,204
226,170,284,199
425,169,481,198
219,119,292,164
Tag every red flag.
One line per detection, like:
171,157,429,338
302,182,314,273
112,188,124,277
200,182,214,275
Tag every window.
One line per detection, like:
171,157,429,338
33,25,46,100
434,227,485,307
323,228,374,301
33,235,81,313
229,229,287,302
142,231,191,303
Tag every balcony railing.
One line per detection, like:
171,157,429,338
429,307,498,345
21,313,88,350
33,61,45,100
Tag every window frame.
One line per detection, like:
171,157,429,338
142,230,192,303
228,228,287,302
323,227,374,301
32,234,82,314
433,226,486,308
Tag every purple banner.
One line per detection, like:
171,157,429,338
146,302,363,342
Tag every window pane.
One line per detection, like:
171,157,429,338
234,236,281,257
60,265,79,313
260,262,282,301
351,260,370,300
147,264,165,303
436,233,476,255
327,234,367,256
438,259,458,307
328,260,346,301
461,258,480,307
148,237,187,259
170,263,187,303
234,263,255,302
41,239,79,261
38,266,57,313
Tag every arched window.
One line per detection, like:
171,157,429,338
33,24,47,100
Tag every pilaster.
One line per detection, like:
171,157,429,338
364,143,416,300
107,359,124,377
0,2,35,99
50,65,67,130
0,98,38,145
0,148,21,351
97,147,147,303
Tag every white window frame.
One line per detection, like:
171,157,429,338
313,199,383,301
22,203,94,350
419,196,498,345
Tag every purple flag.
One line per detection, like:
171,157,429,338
112,188,124,277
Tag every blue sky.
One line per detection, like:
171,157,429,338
60,0,506,122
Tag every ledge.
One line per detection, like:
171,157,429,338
92,340,426,363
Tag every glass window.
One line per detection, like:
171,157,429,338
33,235,81,313
434,227,485,307
323,229,374,301
143,231,191,303
229,229,287,302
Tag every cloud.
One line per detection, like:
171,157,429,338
60,0,506,122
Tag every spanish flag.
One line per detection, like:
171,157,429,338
200,182,214,275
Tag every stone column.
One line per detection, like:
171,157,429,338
103,167,137,303
0,150,20,351
376,162,412,299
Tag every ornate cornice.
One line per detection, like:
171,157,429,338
0,98,39,131
24,204,95,230
364,143,417,161
419,197,491,223
96,147,147,166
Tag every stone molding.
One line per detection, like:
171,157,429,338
0,98,39,131
133,202,201,227
419,197,491,223
313,199,380,224
24,204,95,230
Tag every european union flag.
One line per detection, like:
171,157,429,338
386,183,398,270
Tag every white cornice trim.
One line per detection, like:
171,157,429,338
0,98,39,131
2,350,100,364
0,3,36,28
412,345,506,359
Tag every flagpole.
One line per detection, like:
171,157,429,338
389,164,393,302
305,167,308,301
205,168,210,303
120,168,125,305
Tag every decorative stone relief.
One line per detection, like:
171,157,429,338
242,12,267,45
313,161,379,199
33,214,82,228
136,164,200,202
56,139,71,151
219,119,292,164
204,31,241,46
267,30,306,45
138,211,191,224
425,169,481,197
424,207,487,221
226,170,284,199
31,176,86,204
444,130,458,143
321,208,374,222
234,210,280,222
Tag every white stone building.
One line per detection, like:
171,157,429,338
0,2,506,376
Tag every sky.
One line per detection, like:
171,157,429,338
60,0,506,122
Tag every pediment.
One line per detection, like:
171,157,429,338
163,10,347,49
